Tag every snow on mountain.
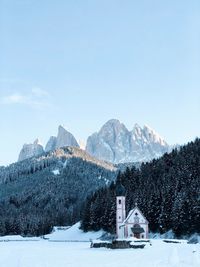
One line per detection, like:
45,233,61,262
18,139,44,162
52,169,60,175
86,119,170,163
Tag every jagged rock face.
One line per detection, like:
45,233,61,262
129,124,169,162
86,120,170,163
45,136,57,152
18,139,44,162
45,126,79,152
86,119,131,163
18,126,79,162
18,121,170,164
55,125,79,149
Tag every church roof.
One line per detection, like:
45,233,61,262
123,205,149,224
116,182,126,196
131,226,145,234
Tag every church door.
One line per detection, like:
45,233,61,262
134,233,140,239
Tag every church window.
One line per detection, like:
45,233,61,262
119,199,121,204
119,216,121,219
134,214,139,224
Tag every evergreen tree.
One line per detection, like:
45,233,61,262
81,139,200,237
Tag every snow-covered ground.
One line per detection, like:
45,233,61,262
0,235,40,242
0,224,199,267
45,222,105,241
0,240,199,267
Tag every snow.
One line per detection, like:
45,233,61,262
45,222,105,242
149,230,175,239
0,235,40,242
63,159,69,167
163,239,188,244
52,169,60,175
0,224,199,267
0,239,199,267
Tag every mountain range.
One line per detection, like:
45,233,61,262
0,129,198,237
18,119,171,164
86,119,170,163
18,125,79,161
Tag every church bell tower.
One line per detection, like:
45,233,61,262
116,182,126,239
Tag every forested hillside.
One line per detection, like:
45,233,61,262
0,147,116,236
81,138,200,237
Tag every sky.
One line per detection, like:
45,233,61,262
0,0,200,166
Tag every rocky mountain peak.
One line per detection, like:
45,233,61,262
86,119,131,163
101,119,121,127
18,120,171,164
18,125,79,162
18,139,44,162
58,125,66,133
132,123,143,138
33,138,42,146
86,119,170,163
45,136,57,152
142,125,167,146
100,119,126,132
56,125,79,149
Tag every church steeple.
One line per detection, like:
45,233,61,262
115,180,126,196
116,181,126,239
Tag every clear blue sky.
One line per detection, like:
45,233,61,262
0,0,200,166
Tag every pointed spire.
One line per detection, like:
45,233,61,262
116,180,126,196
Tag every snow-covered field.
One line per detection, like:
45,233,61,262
0,224,199,267
45,222,105,241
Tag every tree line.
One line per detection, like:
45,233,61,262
0,149,116,236
81,138,200,237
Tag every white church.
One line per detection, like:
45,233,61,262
116,182,149,239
